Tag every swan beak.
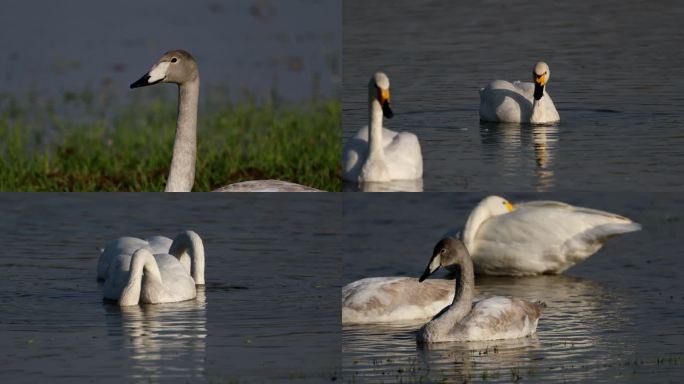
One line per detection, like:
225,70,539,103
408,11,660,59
533,73,546,100
130,73,155,88
534,73,547,87
380,88,393,119
505,201,515,212
419,253,442,282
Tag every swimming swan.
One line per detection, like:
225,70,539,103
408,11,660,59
342,277,454,325
417,237,545,343
97,235,172,281
130,49,320,192
462,196,642,276
342,72,423,182
102,230,205,306
479,62,560,124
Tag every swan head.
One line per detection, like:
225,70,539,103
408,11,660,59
131,50,199,89
479,195,515,216
369,72,393,119
419,237,470,282
532,62,550,100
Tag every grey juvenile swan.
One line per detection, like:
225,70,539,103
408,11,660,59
417,237,545,343
130,50,320,192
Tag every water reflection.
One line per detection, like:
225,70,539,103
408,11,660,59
343,179,424,192
103,288,207,381
480,123,559,191
343,275,634,382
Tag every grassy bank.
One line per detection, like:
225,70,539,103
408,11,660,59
0,98,341,191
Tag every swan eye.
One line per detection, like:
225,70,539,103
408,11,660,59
440,249,446,255
171,57,178,63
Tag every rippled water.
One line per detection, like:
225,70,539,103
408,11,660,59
341,193,684,382
343,0,684,191
0,194,340,383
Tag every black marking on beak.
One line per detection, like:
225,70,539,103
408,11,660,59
419,251,441,282
382,100,394,119
130,73,162,89
533,82,544,101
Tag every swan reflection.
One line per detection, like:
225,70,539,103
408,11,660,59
479,123,558,191
104,288,207,381
344,178,424,192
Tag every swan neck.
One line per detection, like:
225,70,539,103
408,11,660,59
169,231,205,285
166,78,200,192
368,98,385,159
119,250,162,305
430,261,475,332
462,201,491,249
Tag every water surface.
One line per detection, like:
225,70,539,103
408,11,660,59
0,194,340,383
343,0,684,191
342,193,684,382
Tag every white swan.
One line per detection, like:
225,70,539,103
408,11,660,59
130,49,320,192
342,72,423,182
417,237,545,343
462,196,642,276
479,62,560,124
97,235,172,281
102,230,205,306
342,277,454,325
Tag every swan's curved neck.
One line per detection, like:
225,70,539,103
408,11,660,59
367,97,385,159
425,259,475,335
462,202,492,248
169,231,205,285
166,78,200,192
119,250,162,306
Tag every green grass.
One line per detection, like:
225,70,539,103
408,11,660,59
0,97,341,191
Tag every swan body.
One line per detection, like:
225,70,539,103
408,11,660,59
417,237,545,343
342,277,454,324
462,196,642,276
101,230,206,306
97,236,172,281
213,180,321,192
130,49,320,192
342,72,422,182
479,62,560,124
104,250,197,306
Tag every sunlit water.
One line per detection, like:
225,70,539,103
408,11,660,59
343,0,684,191
0,194,340,383
341,193,684,382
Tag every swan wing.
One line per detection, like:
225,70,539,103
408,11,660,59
97,236,173,280
385,131,423,180
460,297,544,341
472,201,640,275
342,277,454,324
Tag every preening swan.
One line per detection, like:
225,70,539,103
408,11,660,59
417,237,545,343
97,235,172,281
102,230,205,306
479,62,560,124
462,196,642,276
342,72,423,183
342,277,454,325
130,49,320,192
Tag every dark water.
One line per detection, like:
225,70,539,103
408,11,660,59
343,0,684,191
342,193,684,382
0,194,340,383
0,0,340,104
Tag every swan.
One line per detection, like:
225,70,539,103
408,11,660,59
342,277,454,325
417,237,545,343
97,235,172,281
479,62,560,124
102,230,205,306
461,196,642,276
130,49,320,192
342,72,423,183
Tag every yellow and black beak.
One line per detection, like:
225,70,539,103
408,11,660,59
533,72,546,100
379,88,393,119
505,201,515,212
